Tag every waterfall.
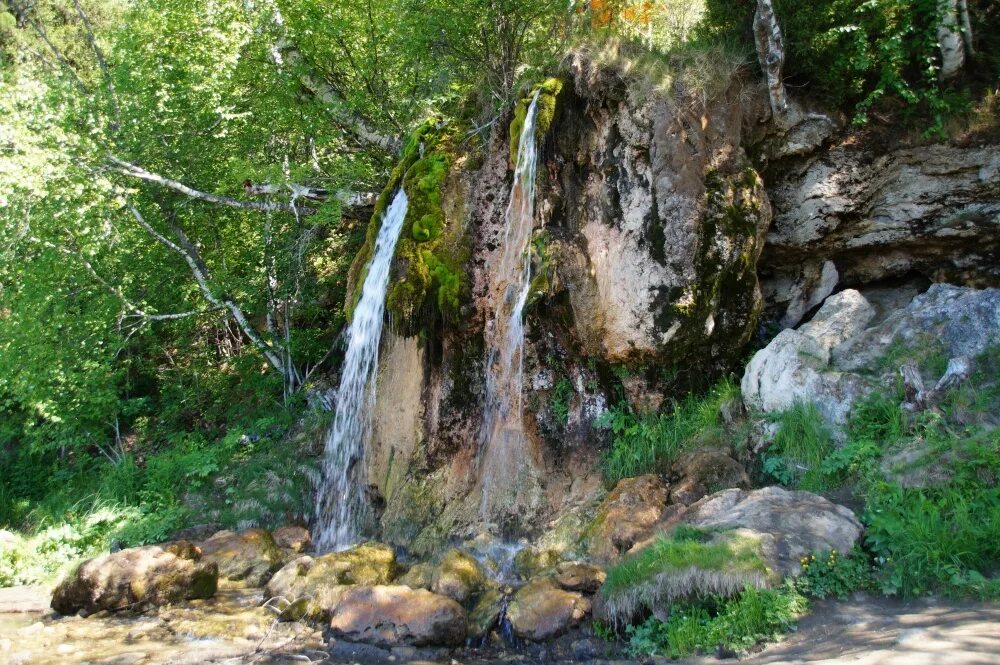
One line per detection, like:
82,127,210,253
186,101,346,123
478,92,541,524
314,189,408,552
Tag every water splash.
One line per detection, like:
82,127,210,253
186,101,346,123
314,189,409,552
478,92,541,524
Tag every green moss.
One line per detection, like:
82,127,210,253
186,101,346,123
509,77,564,164
345,117,472,329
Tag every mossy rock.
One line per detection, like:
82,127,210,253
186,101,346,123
346,118,471,330
513,547,562,580
432,548,491,605
510,77,564,164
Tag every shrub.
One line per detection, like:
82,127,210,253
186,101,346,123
795,547,874,599
626,583,806,658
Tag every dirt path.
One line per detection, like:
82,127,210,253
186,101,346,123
695,595,1000,665
1,586,997,664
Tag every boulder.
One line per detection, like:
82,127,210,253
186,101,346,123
197,528,285,588
512,547,562,580
431,548,490,605
669,450,750,506
265,542,396,620
742,289,875,427
467,588,504,642
272,526,311,553
554,562,606,594
745,285,1000,431
506,576,591,641
51,543,217,615
397,562,435,590
586,474,668,563
329,585,467,647
680,486,863,577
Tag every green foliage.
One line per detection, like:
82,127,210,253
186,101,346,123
600,378,740,484
550,377,574,426
761,402,836,491
626,584,806,658
795,547,875,599
703,0,976,134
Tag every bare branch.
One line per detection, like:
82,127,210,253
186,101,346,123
109,156,316,215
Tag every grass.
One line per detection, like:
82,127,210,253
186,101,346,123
760,402,836,491
600,527,772,625
626,583,806,658
600,378,741,485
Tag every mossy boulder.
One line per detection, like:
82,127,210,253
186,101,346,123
513,547,562,580
584,474,669,564
197,529,285,588
265,542,397,620
347,119,471,331
51,543,218,615
432,548,491,605
597,526,773,625
507,576,591,642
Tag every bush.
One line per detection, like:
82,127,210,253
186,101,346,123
795,547,875,599
626,583,806,658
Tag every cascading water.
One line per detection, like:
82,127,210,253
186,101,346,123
313,189,408,552
478,92,542,524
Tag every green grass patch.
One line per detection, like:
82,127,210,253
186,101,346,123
626,583,806,658
601,527,773,625
761,402,836,491
600,378,740,485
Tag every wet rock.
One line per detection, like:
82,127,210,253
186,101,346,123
272,526,311,553
680,486,863,577
554,562,606,594
507,576,591,642
51,544,217,614
431,548,490,604
513,547,562,580
467,587,504,641
329,585,467,647
397,561,435,590
265,542,396,619
669,450,750,506
197,528,285,588
586,474,668,564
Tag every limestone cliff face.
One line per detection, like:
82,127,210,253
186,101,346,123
760,140,1000,327
364,53,772,553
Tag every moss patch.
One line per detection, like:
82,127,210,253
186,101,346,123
600,527,774,625
347,117,472,331
510,77,563,164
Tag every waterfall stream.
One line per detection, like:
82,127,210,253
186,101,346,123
478,92,541,524
314,189,409,552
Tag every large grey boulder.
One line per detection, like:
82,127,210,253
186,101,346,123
328,585,467,646
742,289,875,426
745,284,1000,431
680,486,863,577
51,542,217,614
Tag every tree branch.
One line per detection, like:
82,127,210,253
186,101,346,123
109,156,316,215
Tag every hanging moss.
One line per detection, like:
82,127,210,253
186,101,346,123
346,116,473,332
509,77,564,164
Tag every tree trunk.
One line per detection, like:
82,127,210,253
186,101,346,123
754,0,788,119
938,0,966,80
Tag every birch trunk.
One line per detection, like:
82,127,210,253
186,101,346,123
938,0,966,80
754,0,788,118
